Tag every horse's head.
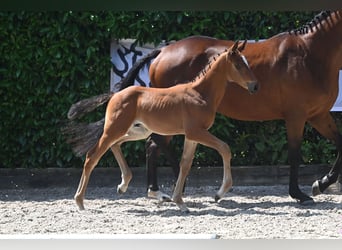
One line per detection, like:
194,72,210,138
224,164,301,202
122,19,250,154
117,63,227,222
226,40,259,94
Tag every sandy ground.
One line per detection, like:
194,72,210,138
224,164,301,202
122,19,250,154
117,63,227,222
0,184,341,239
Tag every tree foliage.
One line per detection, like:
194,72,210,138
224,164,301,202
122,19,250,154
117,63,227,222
0,11,338,169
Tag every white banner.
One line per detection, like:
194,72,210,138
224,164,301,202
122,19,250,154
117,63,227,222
110,39,342,111
110,39,152,91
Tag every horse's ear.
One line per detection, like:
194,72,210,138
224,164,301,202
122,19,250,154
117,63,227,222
237,39,247,52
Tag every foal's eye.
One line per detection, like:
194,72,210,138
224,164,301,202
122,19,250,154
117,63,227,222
234,62,242,70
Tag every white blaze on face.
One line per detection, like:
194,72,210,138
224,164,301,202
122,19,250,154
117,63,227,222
242,55,249,67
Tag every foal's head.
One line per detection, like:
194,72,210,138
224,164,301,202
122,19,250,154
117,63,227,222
225,40,258,94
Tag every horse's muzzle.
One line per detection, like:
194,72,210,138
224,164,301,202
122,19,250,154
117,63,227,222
247,81,259,94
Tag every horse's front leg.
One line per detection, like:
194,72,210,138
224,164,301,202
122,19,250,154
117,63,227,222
285,118,315,205
308,113,342,195
172,139,197,213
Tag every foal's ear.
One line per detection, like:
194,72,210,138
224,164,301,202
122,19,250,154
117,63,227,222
237,39,247,52
231,40,239,52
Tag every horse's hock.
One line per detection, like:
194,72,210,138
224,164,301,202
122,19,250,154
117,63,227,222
0,165,341,194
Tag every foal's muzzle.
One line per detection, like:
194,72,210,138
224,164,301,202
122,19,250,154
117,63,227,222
247,81,259,94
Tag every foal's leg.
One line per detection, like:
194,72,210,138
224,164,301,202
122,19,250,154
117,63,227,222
173,129,233,212
308,113,342,195
113,123,152,194
172,138,197,212
74,135,113,210
187,129,233,201
110,144,132,194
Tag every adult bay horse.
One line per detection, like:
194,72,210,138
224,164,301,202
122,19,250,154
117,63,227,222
65,41,258,212
127,10,342,205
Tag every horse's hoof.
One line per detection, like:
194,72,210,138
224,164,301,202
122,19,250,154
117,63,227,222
312,180,322,196
214,194,221,203
297,198,315,206
148,190,172,202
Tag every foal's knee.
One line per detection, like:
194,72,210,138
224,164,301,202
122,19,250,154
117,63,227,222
218,142,231,161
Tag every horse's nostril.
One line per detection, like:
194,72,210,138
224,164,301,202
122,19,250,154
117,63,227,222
254,83,259,92
248,82,259,93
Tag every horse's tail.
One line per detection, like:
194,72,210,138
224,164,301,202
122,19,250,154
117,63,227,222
116,48,161,91
67,92,113,120
61,118,105,157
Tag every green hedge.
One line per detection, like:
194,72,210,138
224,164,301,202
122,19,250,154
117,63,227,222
0,11,339,169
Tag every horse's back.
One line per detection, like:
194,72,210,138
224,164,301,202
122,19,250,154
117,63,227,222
149,36,233,87
149,33,334,121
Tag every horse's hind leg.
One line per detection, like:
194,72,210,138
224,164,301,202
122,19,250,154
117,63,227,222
172,138,197,213
110,144,132,194
146,134,176,202
162,136,185,193
146,134,162,192
74,135,113,210
308,113,342,195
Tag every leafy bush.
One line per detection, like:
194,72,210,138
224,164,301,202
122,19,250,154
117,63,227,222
0,11,338,169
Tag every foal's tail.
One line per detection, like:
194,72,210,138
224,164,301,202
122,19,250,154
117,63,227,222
61,118,105,157
62,49,161,157
63,90,113,157
67,93,113,120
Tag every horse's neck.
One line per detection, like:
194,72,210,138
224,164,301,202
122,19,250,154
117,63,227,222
329,11,342,68
306,11,342,70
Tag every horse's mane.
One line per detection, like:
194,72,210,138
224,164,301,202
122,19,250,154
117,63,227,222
289,11,332,35
190,49,227,83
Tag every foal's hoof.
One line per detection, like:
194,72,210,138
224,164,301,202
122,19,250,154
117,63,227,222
147,189,172,202
312,180,322,196
214,194,222,203
75,197,85,210
177,204,190,214
117,186,125,195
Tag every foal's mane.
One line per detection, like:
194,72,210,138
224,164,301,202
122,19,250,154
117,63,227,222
190,49,227,83
289,11,333,35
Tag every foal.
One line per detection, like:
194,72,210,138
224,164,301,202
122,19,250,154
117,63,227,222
73,41,258,212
